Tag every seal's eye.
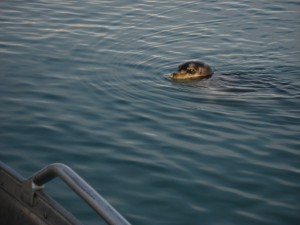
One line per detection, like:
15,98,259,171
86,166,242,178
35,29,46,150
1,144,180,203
187,69,195,74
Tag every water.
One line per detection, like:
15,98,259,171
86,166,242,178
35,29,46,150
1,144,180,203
1,0,300,224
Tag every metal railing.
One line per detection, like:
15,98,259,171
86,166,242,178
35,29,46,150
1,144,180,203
3,162,131,225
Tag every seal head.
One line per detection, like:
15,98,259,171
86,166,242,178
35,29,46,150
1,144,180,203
170,61,213,80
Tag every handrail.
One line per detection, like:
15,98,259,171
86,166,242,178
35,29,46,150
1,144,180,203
29,163,131,225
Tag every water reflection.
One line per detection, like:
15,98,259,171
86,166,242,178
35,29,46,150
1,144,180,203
0,1,300,225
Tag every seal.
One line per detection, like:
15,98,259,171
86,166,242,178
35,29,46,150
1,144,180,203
170,61,213,80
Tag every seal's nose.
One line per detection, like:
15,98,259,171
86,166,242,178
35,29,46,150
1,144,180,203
170,73,178,79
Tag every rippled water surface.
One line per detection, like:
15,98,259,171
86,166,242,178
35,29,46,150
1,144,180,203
1,1,300,224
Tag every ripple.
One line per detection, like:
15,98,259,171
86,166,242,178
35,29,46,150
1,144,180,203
1,1,300,225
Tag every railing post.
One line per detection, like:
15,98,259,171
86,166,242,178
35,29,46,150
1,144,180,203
28,163,131,225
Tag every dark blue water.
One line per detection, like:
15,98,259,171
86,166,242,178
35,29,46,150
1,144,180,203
1,1,300,224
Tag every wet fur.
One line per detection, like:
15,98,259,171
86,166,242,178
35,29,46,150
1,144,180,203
170,61,213,80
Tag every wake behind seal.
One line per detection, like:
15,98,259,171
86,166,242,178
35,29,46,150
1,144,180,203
170,61,213,80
